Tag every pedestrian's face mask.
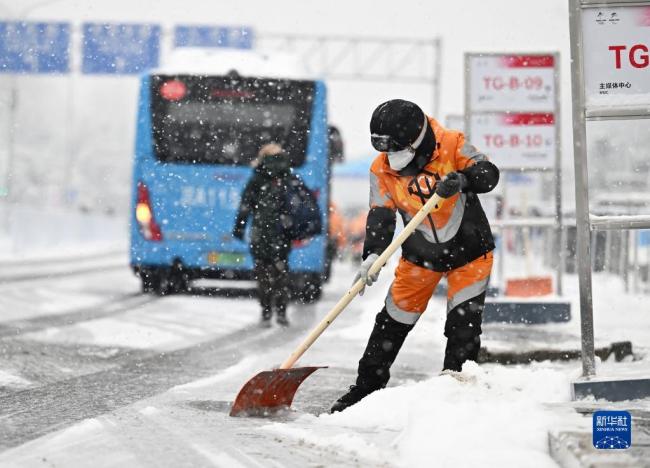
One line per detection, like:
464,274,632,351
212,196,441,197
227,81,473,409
372,115,428,171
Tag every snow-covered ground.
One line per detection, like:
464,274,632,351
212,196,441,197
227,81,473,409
1,246,648,467
0,203,127,260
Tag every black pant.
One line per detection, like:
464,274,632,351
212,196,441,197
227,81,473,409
355,292,485,391
254,257,289,318
443,292,485,371
356,308,414,390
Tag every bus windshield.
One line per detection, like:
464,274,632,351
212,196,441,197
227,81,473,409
151,75,314,166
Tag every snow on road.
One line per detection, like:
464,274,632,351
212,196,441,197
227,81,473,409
21,293,255,351
0,256,648,467
264,363,579,468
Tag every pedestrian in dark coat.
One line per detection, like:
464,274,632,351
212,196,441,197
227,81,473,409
233,143,293,327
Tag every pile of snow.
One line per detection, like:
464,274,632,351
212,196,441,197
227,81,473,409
264,362,580,468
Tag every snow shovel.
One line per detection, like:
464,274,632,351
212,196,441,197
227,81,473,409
229,193,445,417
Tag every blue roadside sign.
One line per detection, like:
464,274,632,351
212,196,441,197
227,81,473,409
174,25,253,49
82,23,160,74
0,21,70,73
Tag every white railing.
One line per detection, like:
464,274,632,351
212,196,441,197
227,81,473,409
590,215,650,231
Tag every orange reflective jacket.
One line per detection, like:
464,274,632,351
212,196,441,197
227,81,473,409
365,117,498,271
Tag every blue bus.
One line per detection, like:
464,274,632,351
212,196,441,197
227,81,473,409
130,71,333,301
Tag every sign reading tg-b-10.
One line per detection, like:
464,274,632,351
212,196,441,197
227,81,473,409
468,54,556,112
0,22,69,73
581,6,650,107
469,113,556,170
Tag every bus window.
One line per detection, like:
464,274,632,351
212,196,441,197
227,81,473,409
151,75,314,167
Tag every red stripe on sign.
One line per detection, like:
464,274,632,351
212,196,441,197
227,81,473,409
638,7,650,26
501,113,555,125
500,55,555,68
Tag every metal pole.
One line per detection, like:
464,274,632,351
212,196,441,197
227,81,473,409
3,81,16,237
560,224,569,274
62,24,77,206
554,52,563,296
639,234,650,294
604,229,612,272
620,231,626,277
6,83,15,203
433,38,442,118
500,173,509,291
633,230,639,294
623,231,630,293
591,231,597,272
498,227,505,289
463,53,470,141
568,0,596,377
2,0,70,210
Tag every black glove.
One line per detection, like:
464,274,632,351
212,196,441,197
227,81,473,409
435,172,468,198
232,223,245,240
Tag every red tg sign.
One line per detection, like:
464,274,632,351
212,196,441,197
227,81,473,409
582,6,650,106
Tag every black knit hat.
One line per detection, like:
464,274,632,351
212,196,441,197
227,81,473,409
370,99,426,152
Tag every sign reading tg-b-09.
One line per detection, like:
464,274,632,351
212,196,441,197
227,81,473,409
468,54,556,113
0,22,69,73
82,23,160,74
581,6,650,107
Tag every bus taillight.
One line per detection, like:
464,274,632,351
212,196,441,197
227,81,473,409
136,182,163,241
160,80,187,101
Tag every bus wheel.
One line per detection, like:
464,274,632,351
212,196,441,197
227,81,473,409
167,262,190,294
168,271,189,294
140,268,162,294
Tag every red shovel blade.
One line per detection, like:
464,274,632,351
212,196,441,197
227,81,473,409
230,366,325,417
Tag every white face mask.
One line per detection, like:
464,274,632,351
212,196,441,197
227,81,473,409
387,147,416,170
385,114,428,171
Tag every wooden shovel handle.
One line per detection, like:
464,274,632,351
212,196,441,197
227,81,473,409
280,193,444,370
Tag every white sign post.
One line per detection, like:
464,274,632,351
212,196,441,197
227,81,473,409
465,52,563,295
569,0,650,385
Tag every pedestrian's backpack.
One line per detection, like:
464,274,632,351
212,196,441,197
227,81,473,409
284,176,323,241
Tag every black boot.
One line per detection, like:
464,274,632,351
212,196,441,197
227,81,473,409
330,385,378,413
331,308,414,413
273,258,290,326
276,304,289,327
256,260,274,328
260,306,272,328
443,294,484,371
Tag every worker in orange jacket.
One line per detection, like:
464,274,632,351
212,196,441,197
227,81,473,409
329,202,347,251
331,99,499,412
347,210,367,261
